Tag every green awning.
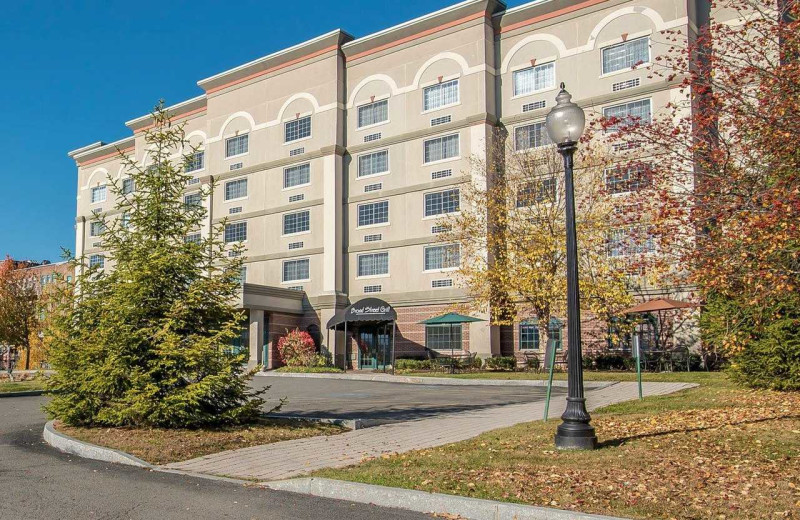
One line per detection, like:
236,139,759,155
419,312,485,325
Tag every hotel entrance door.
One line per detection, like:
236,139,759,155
358,326,391,371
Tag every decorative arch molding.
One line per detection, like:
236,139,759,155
500,33,569,74
215,111,257,141
585,6,666,50
275,92,321,123
346,75,400,108
84,167,109,189
410,52,471,90
181,130,208,156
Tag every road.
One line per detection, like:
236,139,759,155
0,396,428,520
256,375,561,421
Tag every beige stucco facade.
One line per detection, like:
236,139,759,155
68,0,709,369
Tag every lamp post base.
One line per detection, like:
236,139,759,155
554,398,597,450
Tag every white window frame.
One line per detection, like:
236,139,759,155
356,149,390,179
284,115,312,144
89,221,104,237
511,61,557,99
224,178,248,202
423,187,460,220
600,36,651,77
423,133,460,165
356,98,390,130
224,221,248,243
186,150,205,173
513,121,552,152
423,243,461,272
225,134,249,159
282,163,311,191
89,254,105,269
422,78,460,113
281,257,311,284
90,185,107,204
356,200,390,229
603,98,652,133
282,209,311,237
356,251,390,279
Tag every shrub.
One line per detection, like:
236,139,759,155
276,329,317,367
485,356,516,371
526,355,541,371
275,365,343,373
395,359,432,371
594,353,631,371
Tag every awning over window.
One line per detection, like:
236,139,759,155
326,297,397,330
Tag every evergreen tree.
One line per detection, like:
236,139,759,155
46,103,265,427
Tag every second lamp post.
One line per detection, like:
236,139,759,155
545,83,597,450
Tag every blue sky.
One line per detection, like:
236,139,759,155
0,0,525,262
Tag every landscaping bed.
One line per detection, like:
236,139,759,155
316,373,800,519
56,418,345,465
274,366,343,374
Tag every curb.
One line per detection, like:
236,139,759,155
263,477,627,520
256,371,611,389
0,390,45,398
43,420,155,469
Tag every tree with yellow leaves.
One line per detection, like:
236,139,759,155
441,133,633,352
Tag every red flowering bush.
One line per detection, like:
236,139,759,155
276,329,317,367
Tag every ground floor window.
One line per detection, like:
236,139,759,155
518,318,563,351
425,324,462,351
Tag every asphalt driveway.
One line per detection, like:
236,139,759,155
0,395,427,520
255,375,563,421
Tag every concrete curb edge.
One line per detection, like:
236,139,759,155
43,420,155,469
256,371,611,389
263,477,628,520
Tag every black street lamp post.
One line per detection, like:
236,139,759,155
545,83,597,450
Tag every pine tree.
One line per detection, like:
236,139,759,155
46,102,265,427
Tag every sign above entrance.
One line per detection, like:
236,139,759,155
326,297,397,329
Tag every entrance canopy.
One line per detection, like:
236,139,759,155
326,297,397,330
621,298,696,314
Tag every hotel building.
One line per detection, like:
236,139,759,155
68,0,712,369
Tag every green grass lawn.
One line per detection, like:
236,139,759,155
317,372,800,519
0,380,47,394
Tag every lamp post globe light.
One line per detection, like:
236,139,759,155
546,83,597,450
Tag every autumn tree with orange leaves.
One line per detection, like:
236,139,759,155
599,0,799,388
0,257,40,371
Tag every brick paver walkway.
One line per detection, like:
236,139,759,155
165,382,693,481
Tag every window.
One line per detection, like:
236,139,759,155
358,150,389,178
607,226,656,257
122,178,135,195
238,267,247,285
517,177,556,207
283,210,310,235
520,318,563,351
357,200,389,227
520,321,540,350
285,116,311,142
224,221,247,243
225,134,248,157
90,185,106,204
186,151,204,172
424,134,459,163
184,193,202,208
185,233,201,243
284,163,310,188
225,178,247,201
357,252,389,277
512,62,555,96
602,37,650,74
424,188,460,217
424,244,460,271
514,122,551,150
120,212,131,229
603,99,652,132
283,258,310,282
425,324,462,351
357,99,388,128
423,79,459,111
605,164,651,194
89,221,105,237
89,254,104,269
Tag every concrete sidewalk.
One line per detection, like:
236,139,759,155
166,381,694,481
